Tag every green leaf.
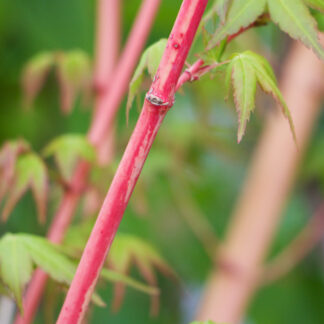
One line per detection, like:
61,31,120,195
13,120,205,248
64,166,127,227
56,50,92,114
126,39,167,116
43,134,96,181
231,54,257,142
305,0,324,13
216,0,231,23
208,0,267,48
268,0,324,61
0,234,33,311
226,51,296,142
2,153,48,223
100,268,158,296
19,234,75,284
21,52,55,108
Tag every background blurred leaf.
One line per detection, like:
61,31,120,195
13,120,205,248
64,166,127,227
43,134,96,181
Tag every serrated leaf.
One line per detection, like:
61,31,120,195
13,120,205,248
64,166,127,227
56,50,92,114
216,0,231,23
21,52,55,108
126,39,167,117
208,0,267,48
231,54,257,142
100,268,158,296
43,134,96,181
243,51,296,142
0,234,33,311
19,234,75,285
268,0,324,61
2,153,48,223
226,51,296,142
305,0,324,13
0,139,30,202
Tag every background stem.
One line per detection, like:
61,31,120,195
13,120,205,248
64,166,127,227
14,0,161,323
195,37,324,323
57,1,208,322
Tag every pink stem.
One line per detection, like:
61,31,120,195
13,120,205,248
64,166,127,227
14,0,161,323
88,0,161,147
57,1,208,322
93,0,120,93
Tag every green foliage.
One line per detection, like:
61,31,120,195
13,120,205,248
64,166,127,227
21,50,92,113
0,140,48,223
43,134,96,181
207,0,324,61
21,52,55,108
305,0,324,13
126,39,167,116
225,51,295,142
64,218,174,310
208,0,267,48
303,134,324,191
0,233,158,313
56,50,92,113
268,0,324,61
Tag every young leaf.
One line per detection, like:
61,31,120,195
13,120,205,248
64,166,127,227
0,234,33,311
43,134,96,181
108,233,175,313
126,39,167,117
268,0,324,61
231,54,257,142
305,0,324,13
207,0,267,48
19,234,75,285
216,0,231,23
21,52,55,108
56,50,92,114
0,139,30,202
226,51,295,142
1,153,48,223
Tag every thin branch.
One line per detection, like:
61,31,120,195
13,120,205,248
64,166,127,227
57,1,208,322
195,37,324,324
14,1,161,323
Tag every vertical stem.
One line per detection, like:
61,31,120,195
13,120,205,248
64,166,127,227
195,38,324,323
57,1,208,322
15,0,161,323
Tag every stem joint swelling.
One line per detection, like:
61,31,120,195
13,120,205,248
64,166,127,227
145,91,174,108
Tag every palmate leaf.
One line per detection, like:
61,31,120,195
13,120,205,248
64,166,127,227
64,218,174,312
21,52,55,108
268,0,324,61
207,0,324,62
43,134,96,181
126,39,167,116
226,51,295,142
304,0,324,13
0,233,159,313
207,0,267,48
1,152,48,223
0,234,33,311
56,50,92,114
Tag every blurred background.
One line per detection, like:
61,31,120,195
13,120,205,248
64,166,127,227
1,1,324,323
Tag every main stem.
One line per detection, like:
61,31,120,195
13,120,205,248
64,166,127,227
57,1,208,322
14,1,162,323
195,38,324,323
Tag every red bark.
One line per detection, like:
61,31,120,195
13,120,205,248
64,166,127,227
57,1,208,323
